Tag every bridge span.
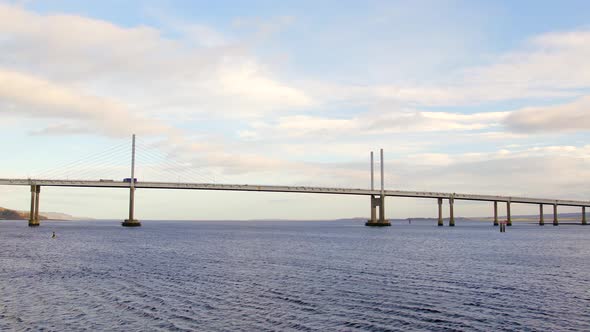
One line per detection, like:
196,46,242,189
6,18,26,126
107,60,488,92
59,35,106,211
0,177,588,228
1,136,588,228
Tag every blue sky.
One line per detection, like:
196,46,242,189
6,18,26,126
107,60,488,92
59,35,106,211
1,0,590,219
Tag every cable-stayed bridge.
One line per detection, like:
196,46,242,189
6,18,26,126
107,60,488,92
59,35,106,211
1,135,588,227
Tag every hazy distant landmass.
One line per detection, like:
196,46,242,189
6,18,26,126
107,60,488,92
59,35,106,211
0,207,585,222
0,206,92,221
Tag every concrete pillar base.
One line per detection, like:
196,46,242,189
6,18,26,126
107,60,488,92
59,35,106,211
122,219,141,227
493,221,499,226
365,220,391,227
437,220,443,226
539,222,545,226
553,222,559,226
448,223,455,227
28,221,40,227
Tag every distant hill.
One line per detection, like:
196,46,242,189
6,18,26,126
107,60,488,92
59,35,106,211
0,207,46,220
0,206,90,221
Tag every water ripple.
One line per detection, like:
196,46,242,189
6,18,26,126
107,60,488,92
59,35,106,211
1,220,589,331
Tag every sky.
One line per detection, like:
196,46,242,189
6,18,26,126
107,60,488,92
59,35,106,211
1,0,590,220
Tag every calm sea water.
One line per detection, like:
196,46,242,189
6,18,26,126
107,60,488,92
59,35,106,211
1,219,589,331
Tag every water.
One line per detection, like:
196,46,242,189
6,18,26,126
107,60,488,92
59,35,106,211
1,220,589,331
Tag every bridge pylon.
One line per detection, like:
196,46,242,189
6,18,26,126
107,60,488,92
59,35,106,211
365,149,390,226
122,134,141,227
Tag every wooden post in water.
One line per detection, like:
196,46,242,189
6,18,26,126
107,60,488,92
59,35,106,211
539,204,544,226
582,206,587,225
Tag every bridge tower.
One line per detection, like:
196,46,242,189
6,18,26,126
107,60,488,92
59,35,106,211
122,134,141,227
366,149,390,226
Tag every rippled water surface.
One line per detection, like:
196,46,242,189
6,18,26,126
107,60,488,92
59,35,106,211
1,219,589,331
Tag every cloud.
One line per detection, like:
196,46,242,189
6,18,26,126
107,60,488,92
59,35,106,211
0,3,312,119
504,95,590,132
244,110,509,139
0,68,171,137
300,29,590,108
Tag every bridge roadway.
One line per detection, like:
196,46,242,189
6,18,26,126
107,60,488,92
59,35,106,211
1,178,588,207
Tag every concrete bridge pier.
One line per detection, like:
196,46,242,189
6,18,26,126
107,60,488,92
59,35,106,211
366,195,390,226
122,186,141,227
539,204,544,226
493,201,498,226
28,185,40,227
582,206,587,225
553,204,558,226
506,201,512,226
448,195,455,227
437,198,443,226
370,195,377,222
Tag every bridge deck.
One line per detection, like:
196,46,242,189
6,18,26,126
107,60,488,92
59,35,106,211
0,178,588,207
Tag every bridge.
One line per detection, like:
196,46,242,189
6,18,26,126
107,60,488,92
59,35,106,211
1,135,588,227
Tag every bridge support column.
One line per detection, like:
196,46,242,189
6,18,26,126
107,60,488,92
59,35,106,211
370,195,377,222
366,195,390,226
449,196,455,227
553,204,558,226
539,204,544,226
28,185,40,227
506,201,512,226
582,206,587,225
122,187,141,227
437,198,443,226
493,201,498,226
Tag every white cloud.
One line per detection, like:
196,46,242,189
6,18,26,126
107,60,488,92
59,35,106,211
245,110,508,139
0,68,171,137
300,29,590,108
0,3,312,119
504,95,590,132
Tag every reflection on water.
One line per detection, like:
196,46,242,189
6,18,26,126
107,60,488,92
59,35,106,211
1,220,589,331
